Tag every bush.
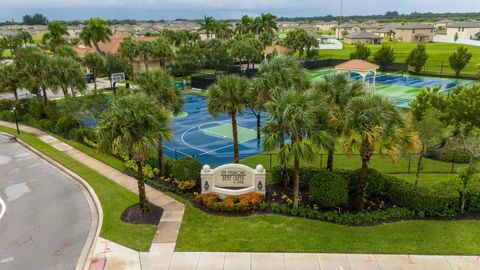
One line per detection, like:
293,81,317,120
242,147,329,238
27,100,45,119
309,171,349,208
195,192,264,212
44,101,60,122
38,119,55,131
0,110,14,121
68,127,94,142
345,169,386,197
442,152,470,164
55,114,80,135
271,167,322,186
0,99,14,111
172,157,201,182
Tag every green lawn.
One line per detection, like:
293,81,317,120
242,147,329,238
1,49,12,59
175,194,480,254
0,125,156,251
321,41,480,76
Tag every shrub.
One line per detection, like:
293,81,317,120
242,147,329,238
38,119,55,131
309,171,349,208
271,167,322,186
0,110,14,121
44,101,60,122
172,157,201,182
0,99,15,111
27,100,45,119
195,192,264,212
442,152,470,164
345,169,386,197
55,114,80,135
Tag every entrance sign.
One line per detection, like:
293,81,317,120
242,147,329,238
201,164,266,198
111,72,125,83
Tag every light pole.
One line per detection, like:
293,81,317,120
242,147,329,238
11,106,20,135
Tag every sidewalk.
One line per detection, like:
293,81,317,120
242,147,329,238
2,121,480,270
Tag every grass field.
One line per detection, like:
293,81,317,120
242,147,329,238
320,41,480,76
0,125,156,252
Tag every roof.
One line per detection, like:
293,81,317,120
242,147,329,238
447,22,480,28
336,23,360,28
335,59,379,71
263,45,290,55
307,32,330,39
436,19,454,24
344,31,382,39
396,23,435,30
74,33,156,56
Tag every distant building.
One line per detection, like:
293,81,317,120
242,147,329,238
334,23,362,39
446,22,480,40
394,23,435,43
434,19,454,29
344,31,382,45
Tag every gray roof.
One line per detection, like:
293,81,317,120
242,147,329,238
436,19,454,23
345,31,382,39
396,23,435,29
447,22,480,28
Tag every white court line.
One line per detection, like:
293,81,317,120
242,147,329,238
0,195,6,221
180,125,209,154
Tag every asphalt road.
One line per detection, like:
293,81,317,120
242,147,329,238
0,135,91,270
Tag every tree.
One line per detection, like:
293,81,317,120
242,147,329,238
387,30,395,41
83,52,105,93
53,44,81,62
1,35,22,56
350,44,371,60
207,75,250,163
16,31,33,46
406,44,429,73
263,89,332,207
458,126,480,214
412,109,446,186
235,15,254,36
153,37,174,69
373,44,395,70
96,94,171,213
284,29,318,62
448,85,480,129
409,86,450,123
23,13,48,25
213,21,233,40
198,16,216,39
229,36,263,70
80,18,113,54
454,32,459,42
137,41,155,72
449,46,472,76
118,36,139,62
0,64,21,102
253,13,278,40
201,39,232,70
42,21,68,50
136,70,182,175
170,43,201,79
342,93,418,211
315,74,365,172
105,53,132,84
50,56,86,98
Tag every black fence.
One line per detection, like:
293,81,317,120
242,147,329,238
191,66,259,89
302,58,347,70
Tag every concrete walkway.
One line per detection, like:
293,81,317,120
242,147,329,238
2,121,480,270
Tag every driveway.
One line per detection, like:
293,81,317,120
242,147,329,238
0,135,92,270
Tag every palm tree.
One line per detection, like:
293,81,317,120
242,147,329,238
342,93,418,212
96,94,171,213
253,13,278,39
284,29,319,62
214,21,233,40
80,17,113,54
0,64,21,102
17,31,33,46
137,40,155,72
118,36,139,63
83,52,105,93
136,70,183,175
50,56,86,98
315,74,365,171
235,15,254,36
42,21,68,50
263,89,332,207
198,16,216,39
207,75,250,163
53,44,82,62
153,37,174,69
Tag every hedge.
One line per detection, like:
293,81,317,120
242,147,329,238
309,171,349,208
172,157,202,182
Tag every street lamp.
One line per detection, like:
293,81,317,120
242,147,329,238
11,106,20,135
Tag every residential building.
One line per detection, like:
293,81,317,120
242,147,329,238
446,22,480,40
334,23,361,39
344,31,382,45
395,23,435,43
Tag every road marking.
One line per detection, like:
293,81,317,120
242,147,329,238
0,195,6,221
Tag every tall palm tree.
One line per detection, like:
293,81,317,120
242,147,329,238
0,64,21,102
118,36,139,62
53,44,82,62
207,75,250,163
50,56,87,98
263,89,332,207
96,94,171,213
315,74,365,171
83,52,105,93
214,21,233,40
198,16,216,39
253,13,278,39
137,40,155,72
80,17,113,54
235,15,254,36
153,37,174,69
284,29,319,63
136,70,183,175
42,21,68,50
342,93,418,212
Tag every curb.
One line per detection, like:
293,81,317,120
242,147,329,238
0,132,103,270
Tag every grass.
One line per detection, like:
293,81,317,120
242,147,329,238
1,49,12,59
0,125,156,251
321,41,480,76
174,195,480,254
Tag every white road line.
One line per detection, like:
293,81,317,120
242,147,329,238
0,195,6,221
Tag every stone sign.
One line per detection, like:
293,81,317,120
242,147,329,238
201,163,266,198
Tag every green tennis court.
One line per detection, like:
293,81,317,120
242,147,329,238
202,124,257,142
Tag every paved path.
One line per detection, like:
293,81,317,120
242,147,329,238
1,121,480,270
0,134,92,270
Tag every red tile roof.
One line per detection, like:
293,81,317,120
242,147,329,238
335,59,379,71
75,33,157,56
263,45,290,55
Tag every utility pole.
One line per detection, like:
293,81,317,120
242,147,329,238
340,0,344,23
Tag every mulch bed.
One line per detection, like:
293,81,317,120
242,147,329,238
121,202,164,225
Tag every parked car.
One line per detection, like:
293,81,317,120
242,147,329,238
84,73,95,83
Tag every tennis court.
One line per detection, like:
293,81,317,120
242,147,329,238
163,94,265,166
309,68,470,107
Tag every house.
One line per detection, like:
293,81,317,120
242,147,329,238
314,21,338,32
434,19,454,29
334,23,362,39
263,45,290,60
446,22,480,40
394,23,435,43
344,31,382,45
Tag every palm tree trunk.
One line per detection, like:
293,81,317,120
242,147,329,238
157,136,164,176
42,87,48,105
136,160,150,213
256,113,261,140
293,150,300,208
231,112,240,163
415,144,425,186
12,89,18,102
70,86,76,98
326,149,334,172
355,143,371,212
144,57,149,72
94,42,104,55
279,131,289,187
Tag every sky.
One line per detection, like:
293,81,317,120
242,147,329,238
0,0,479,21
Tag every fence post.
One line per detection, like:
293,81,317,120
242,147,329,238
451,153,456,173
408,155,412,174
